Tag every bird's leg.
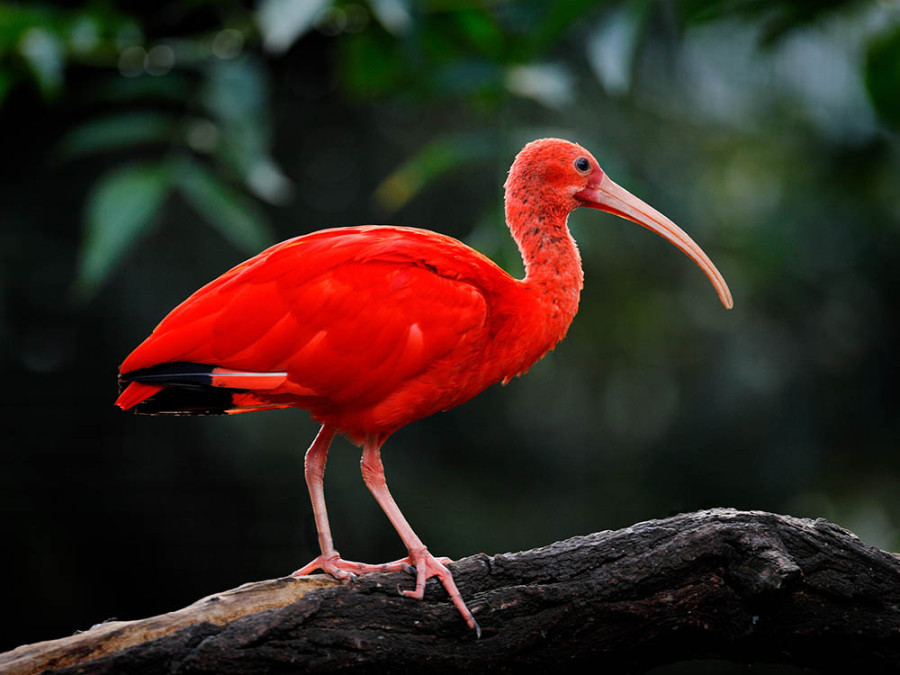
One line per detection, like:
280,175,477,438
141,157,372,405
360,437,480,635
291,425,416,579
292,425,347,578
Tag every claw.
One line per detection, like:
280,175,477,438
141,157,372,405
401,548,480,637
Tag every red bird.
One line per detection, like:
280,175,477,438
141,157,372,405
117,138,733,635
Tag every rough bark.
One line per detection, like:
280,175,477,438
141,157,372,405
3,509,899,674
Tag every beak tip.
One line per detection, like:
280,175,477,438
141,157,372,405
720,289,734,310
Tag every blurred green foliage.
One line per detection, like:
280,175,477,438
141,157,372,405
1,1,281,296
867,24,900,131
1,0,899,661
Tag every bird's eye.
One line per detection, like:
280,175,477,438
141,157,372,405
574,157,591,173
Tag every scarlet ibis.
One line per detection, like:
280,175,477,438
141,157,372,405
116,138,732,635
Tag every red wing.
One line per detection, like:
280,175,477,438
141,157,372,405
119,227,503,409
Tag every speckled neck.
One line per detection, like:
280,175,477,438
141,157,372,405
504,179,584,344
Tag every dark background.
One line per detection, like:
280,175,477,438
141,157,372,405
1,0,898,657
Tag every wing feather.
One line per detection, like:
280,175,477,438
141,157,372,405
119,227,510,422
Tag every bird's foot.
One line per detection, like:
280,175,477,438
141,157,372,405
292,549,480,637
403,547,481,638
291,551,415,581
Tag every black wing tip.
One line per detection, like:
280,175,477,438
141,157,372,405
120,362,235,416
121,362,217,387
126,387,236,416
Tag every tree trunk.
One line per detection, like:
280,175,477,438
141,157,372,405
3,509,899,673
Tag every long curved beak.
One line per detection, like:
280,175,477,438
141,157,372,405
576,174,733,309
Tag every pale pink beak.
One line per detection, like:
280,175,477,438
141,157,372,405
576,173,733,309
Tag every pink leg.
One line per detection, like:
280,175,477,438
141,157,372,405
360,436,480,636
291,426,414,579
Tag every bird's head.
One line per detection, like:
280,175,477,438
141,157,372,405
507,138,733,309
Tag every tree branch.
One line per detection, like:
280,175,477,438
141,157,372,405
4,509,900,673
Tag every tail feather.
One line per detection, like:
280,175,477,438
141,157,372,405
117,362,290,415
116,382,164,410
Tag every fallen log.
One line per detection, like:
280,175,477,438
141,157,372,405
3,509,899,673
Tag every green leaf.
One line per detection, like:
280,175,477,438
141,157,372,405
0,4,58,54
369,0,411,35
203,57,268,124
93,72,193,103
866,26,900,132
76,162,170,299
453,9,504,60
515,0,603,56
257,0,328,53
176,159,274,253
338,30,405,98
201,58,291,203
18,26,64,98
199,58,292,204
56,111,175,160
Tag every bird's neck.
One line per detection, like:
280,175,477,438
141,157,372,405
505,188,585,341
